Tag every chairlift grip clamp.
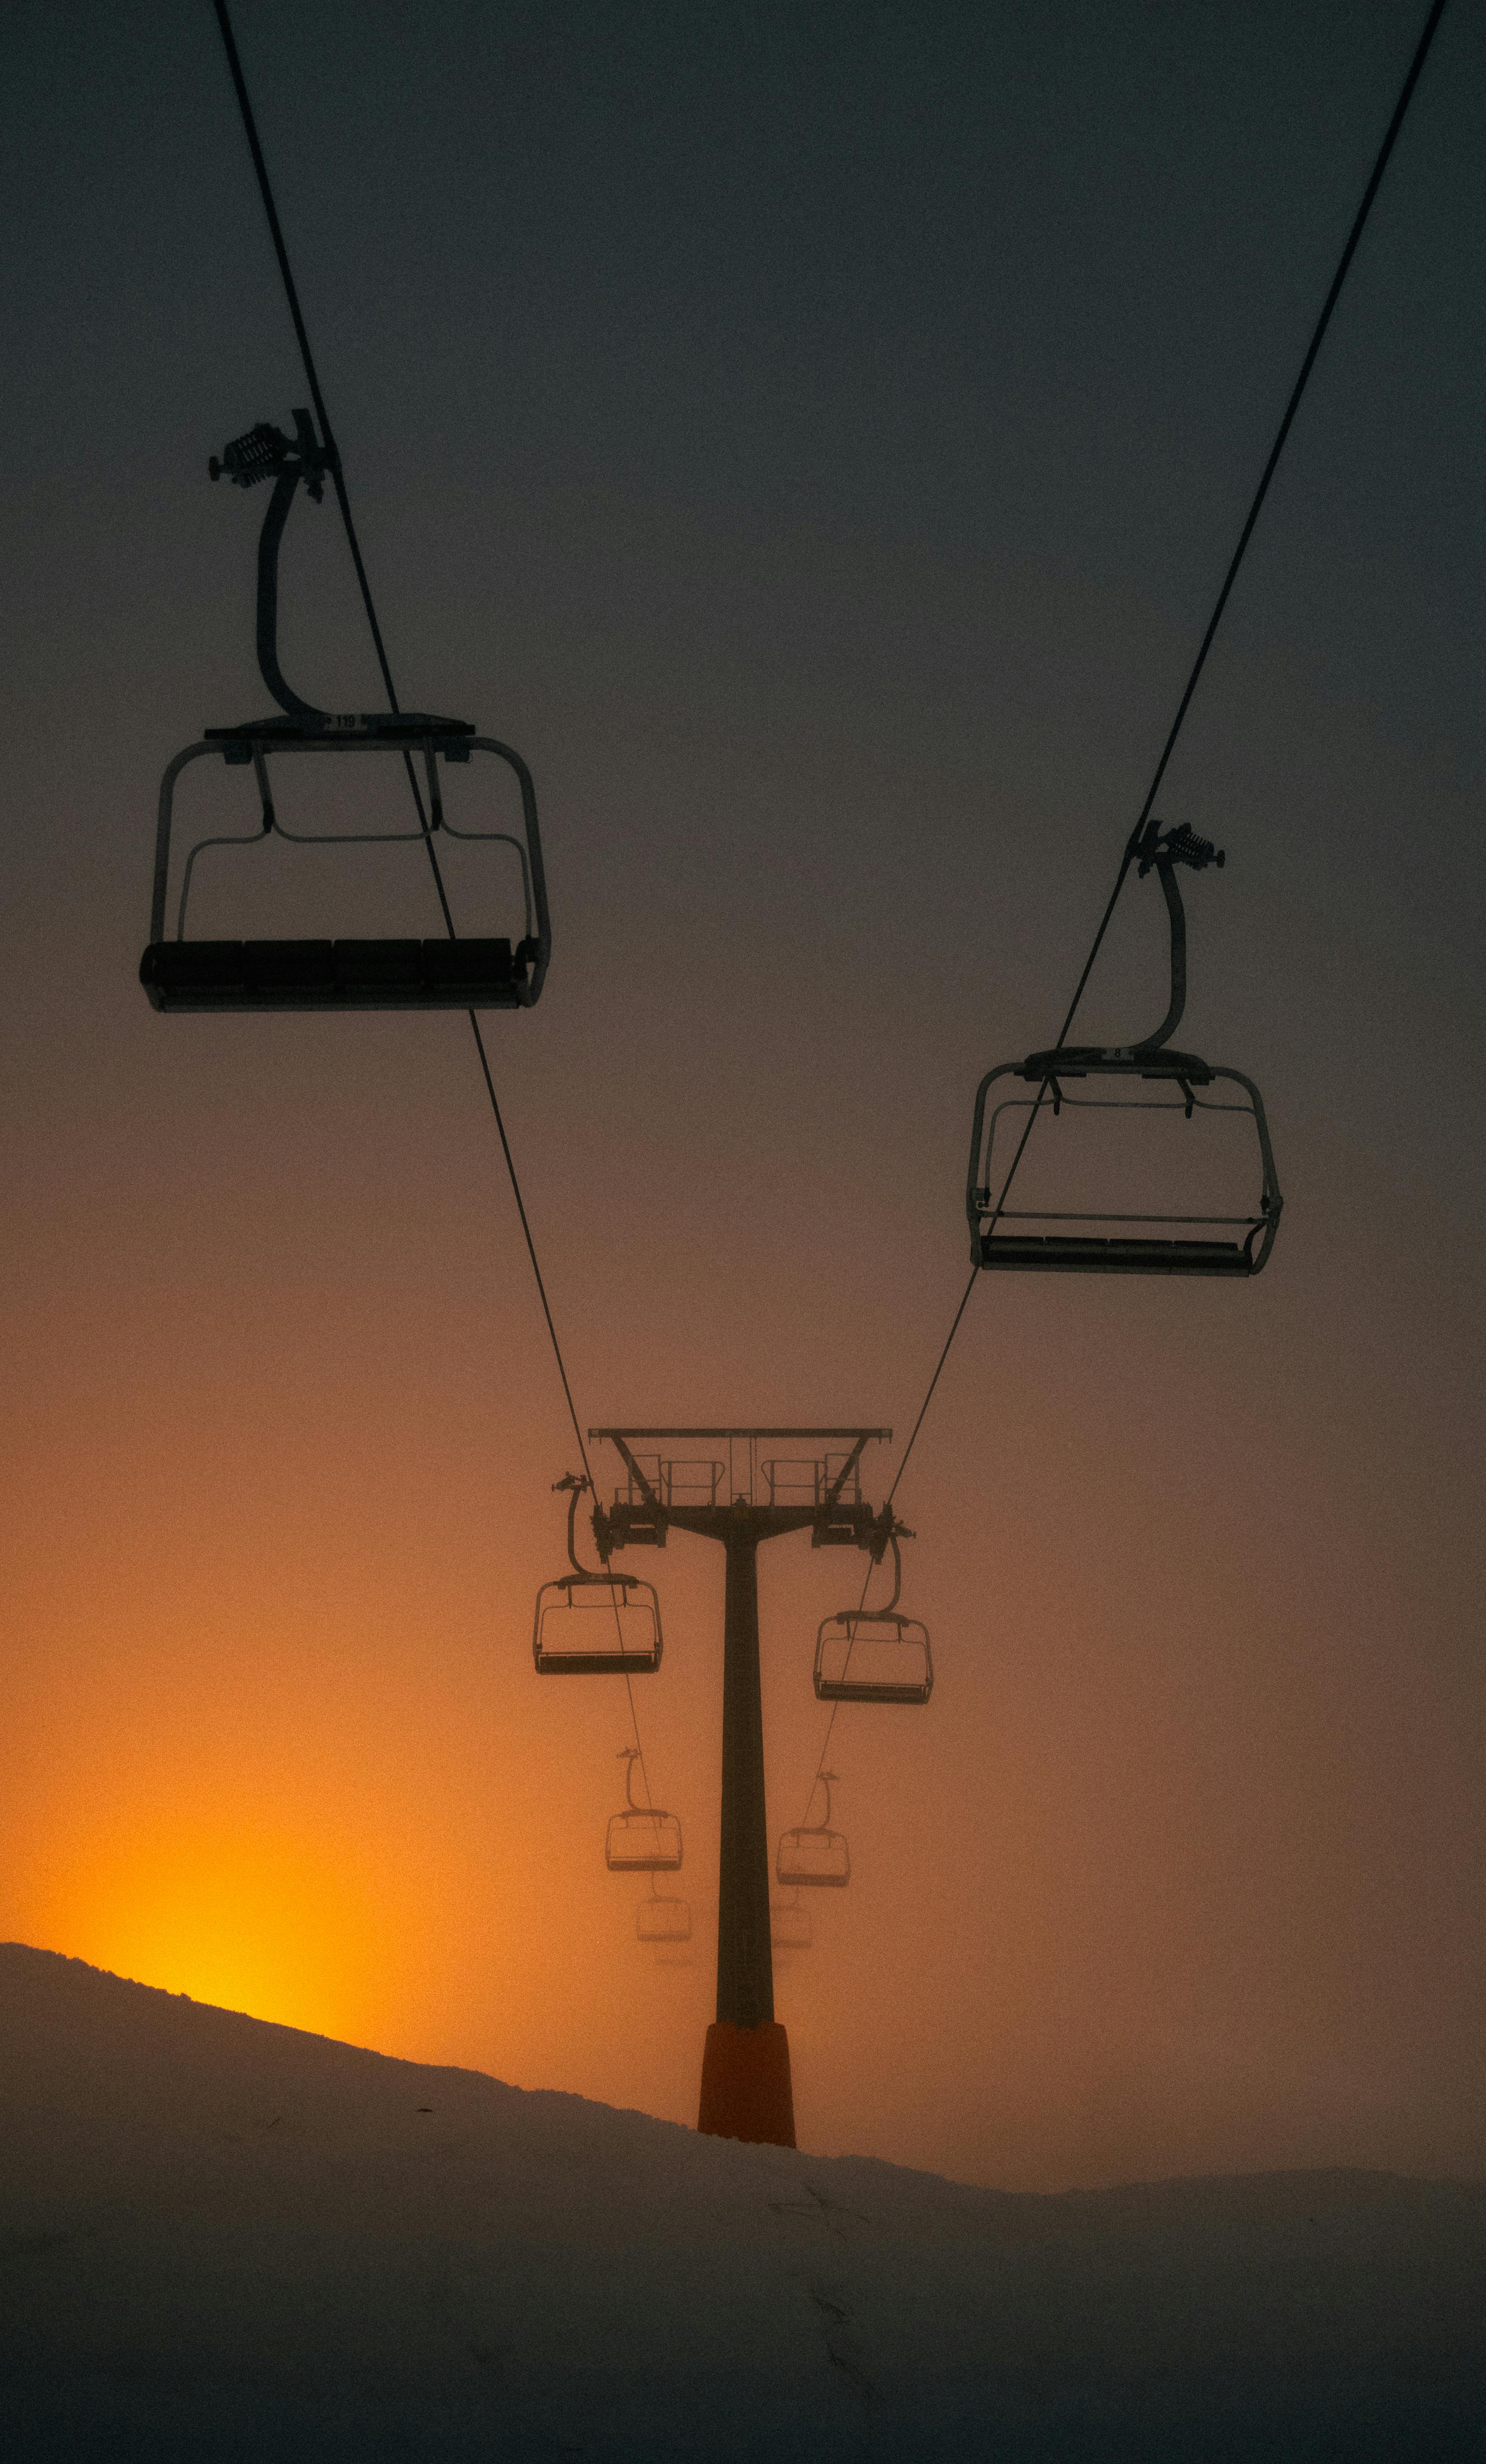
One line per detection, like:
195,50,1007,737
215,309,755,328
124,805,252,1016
1136,818,1226,879
208,408,332,501
864,1504,907,1564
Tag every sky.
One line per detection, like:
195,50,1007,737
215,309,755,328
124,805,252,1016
2,0,1484,2193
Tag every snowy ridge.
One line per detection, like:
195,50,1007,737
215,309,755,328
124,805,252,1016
3,1943,1483,2460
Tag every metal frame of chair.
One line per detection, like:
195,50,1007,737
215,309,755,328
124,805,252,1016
533,1476,662,1675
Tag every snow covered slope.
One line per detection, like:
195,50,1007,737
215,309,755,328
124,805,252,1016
3,1944,1482,2460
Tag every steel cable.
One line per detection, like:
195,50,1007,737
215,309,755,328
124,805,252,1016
795,0,1450,1826
209,0,656,1799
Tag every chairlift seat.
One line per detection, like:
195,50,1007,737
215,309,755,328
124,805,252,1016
637,1893,692,1944
814,1611,933,1705
606,1808,683,1873
770,1895,812,1950
333,938,424,991
776,1826,850,1889
141,934,527,1014
533,1574,662,1676
978,1232,1255,1274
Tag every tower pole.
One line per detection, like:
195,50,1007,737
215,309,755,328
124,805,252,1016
699,1511,794,2145
716,1521,773,2029
584,1430,893,2153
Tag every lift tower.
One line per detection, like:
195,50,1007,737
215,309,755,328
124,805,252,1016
588,1427,891,2148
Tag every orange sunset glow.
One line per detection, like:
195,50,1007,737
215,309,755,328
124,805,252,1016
5,0,1485,2222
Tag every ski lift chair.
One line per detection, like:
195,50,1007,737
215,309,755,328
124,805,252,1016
140,413,550,1013
636,1879,693,1944
770,1890,813,1951
777,1773,850,1889
814,1532,933,1705
606,1748,683,1873
533,1476,663,1674
968,823,1282,1275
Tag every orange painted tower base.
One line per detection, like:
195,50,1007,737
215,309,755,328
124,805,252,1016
697,2020,796,2147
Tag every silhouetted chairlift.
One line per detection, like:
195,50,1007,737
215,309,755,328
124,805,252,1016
770,1889,812,1950
777,1772,850,1889
606,1747,683,1873
968,824,1282,1275
139,412,550,1013
636,1876,693,1944
814,1531,933,1706
533,1476,662,1676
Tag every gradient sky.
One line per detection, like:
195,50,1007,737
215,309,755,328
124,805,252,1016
3,0,1484,2192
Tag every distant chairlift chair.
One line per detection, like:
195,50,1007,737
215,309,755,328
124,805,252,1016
140,412,550,1014
968,823,1281,1275
770,1890,813,1951
533,1476,663,1675
814,1531,933,1706
777,1772,850,1889
606,1747,683,1873
636,1876,693,1945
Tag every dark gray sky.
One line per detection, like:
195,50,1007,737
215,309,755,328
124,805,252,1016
3,0,1483,2186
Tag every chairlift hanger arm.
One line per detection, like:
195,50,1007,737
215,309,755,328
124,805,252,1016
1133,822,1224,1053
553,1473,599,1577
1040,820,1224,1068
211,411,332,722
619,1745,644,1813
1134,851,1188,1052
253,460,322,719
880,1532,904,1615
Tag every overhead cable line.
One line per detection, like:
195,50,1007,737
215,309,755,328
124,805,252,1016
915,0,1447,1459
798,0,1449,1811
208,0,656,1793
212,0,403,731
1057,0,1450,1039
